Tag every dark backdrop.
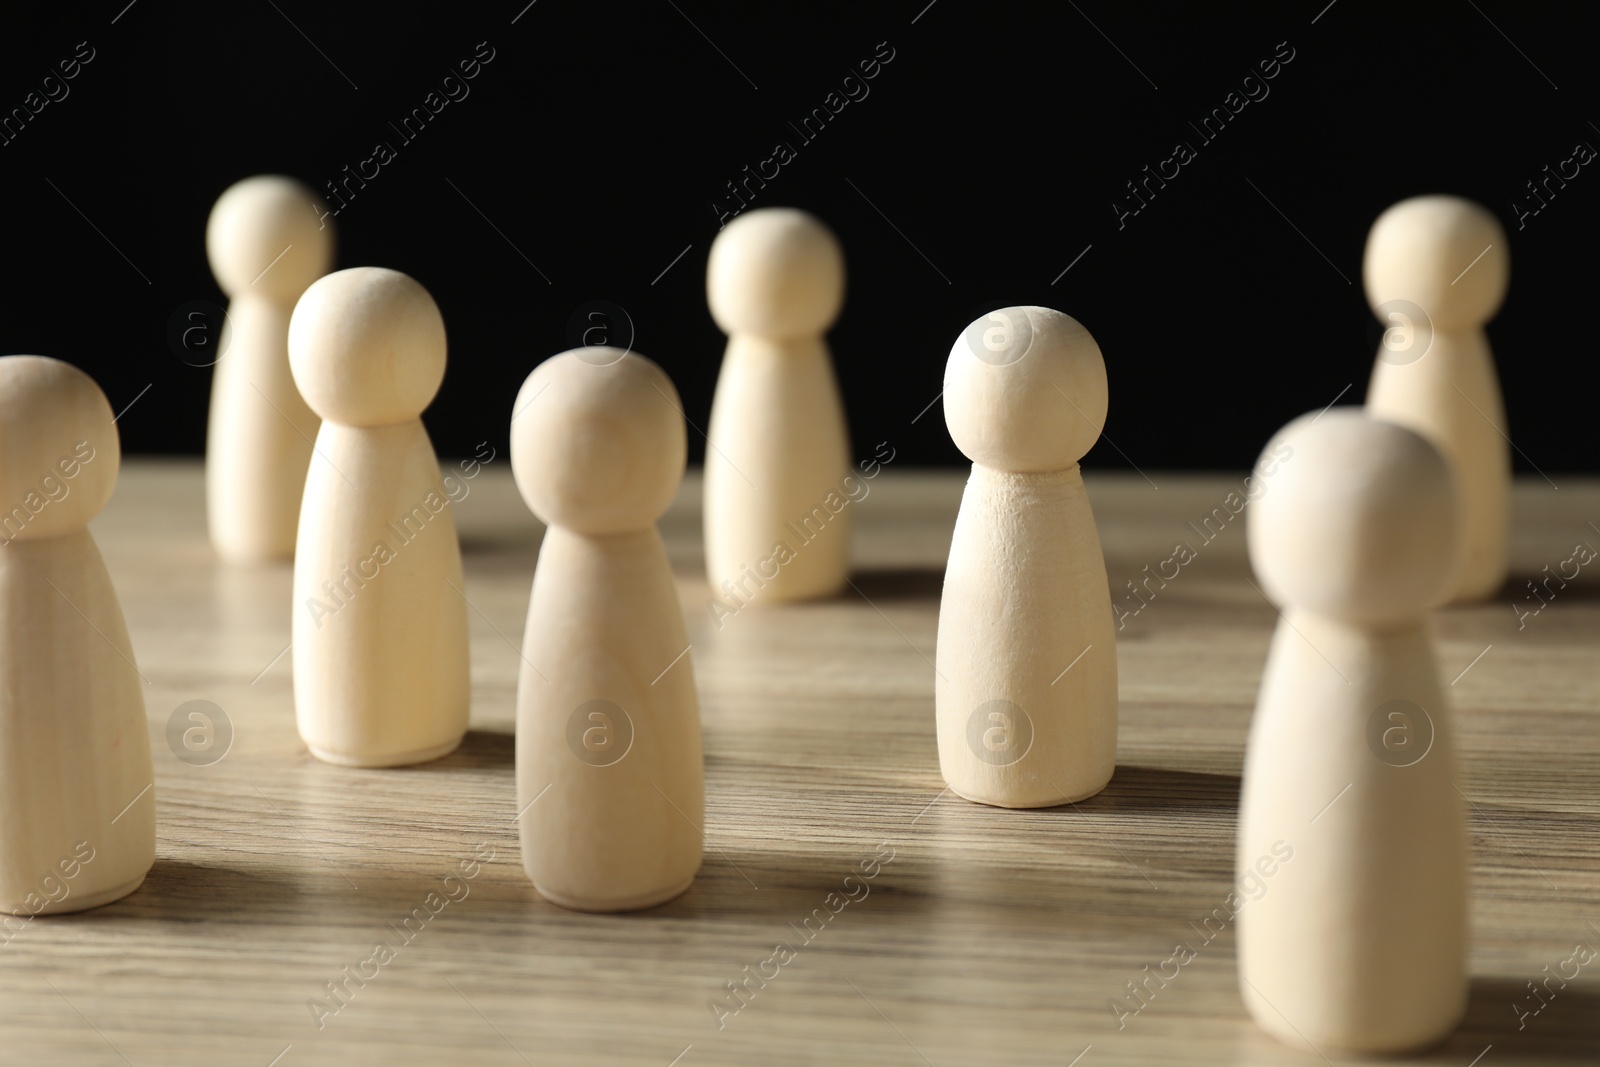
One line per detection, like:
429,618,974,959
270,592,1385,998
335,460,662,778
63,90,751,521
1,1,1593,472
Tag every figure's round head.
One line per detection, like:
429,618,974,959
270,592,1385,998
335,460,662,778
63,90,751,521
206,175,335,303
707,208,844,339
1247,409,1460,625
510,350,686,535
0,356,119,539
1363,195,1508,331
288,267,446,427
943,306,1106,472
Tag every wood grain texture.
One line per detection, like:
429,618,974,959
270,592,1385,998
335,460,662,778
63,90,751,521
1,460,1594,1066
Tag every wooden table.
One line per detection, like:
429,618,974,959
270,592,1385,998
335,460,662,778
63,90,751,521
3,461,1596,1066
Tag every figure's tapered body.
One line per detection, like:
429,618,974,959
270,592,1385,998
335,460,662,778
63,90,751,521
1238,409,1469,1054
934,307,1118,808
206,297,320,561
704,209,851,602
205,176,334,563
292,419,469,765
511,349,704,912
1239,610,1467,1053
517,525,703,911
0,357,154,914
936,465,1116,806
1368,329,1509,601
704,334,850,600
1363,195,1510,602
288,267,468,767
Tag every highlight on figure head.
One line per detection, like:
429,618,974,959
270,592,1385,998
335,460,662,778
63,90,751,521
510,349,687,536
943,306,1107,473
0,356,120,540
288,267,446,427
207,175,336,304
1363,195,1508,334
1248,408,1460,625
707,208,845,340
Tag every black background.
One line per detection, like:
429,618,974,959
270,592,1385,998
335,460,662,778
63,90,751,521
1,1,1593,472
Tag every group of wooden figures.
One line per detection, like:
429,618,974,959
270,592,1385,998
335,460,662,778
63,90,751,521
0,174,1515,1054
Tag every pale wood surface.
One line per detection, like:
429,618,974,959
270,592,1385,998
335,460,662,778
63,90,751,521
2,460,1595,1066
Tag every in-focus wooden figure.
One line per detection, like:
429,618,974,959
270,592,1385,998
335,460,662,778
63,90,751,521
288,268,468,767
511,349,704,912
1364,194,1509,602
935,307,1117,808
0,356,154,914
1238,408,1468,1054
704,207,851,603
206,175,335,564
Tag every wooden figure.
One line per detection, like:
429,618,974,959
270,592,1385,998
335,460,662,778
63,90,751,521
704,207,852,603
935,306,1118,808
1364,194,1509,602
1238,408,1468,1054
205,175,335,564
0,356,154,914
287,268,468,767
510,348,703,912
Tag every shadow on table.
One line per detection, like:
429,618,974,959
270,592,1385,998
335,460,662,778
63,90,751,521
1074,764,1241,815
458,531,539,557
422,728,514,769
53,848,941,938
1496,571,1600,604
1422,976,1600,1063
635,845,937,926
1228,975,1599,1064
295,729,513,773
99,857,305,922
846,566,945,602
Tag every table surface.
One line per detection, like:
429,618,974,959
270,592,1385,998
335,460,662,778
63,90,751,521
2,460,1596,1067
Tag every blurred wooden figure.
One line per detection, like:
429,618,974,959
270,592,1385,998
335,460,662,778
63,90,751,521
704,208,851,603
0,356,154,913
288,268,468,767
511,348,704,912
935,306,1118,808
205,175,335,564
1238,409,1468,1053
1364,195,1509,602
